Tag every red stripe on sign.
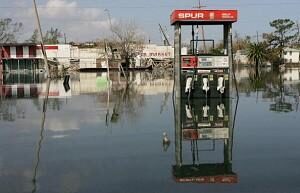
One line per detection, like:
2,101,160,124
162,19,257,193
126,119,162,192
30,85,38,97
3,46,11,58
3,86,12,97
17,86,24,98
37,45,59,50
16,46,23,58
29,46,37,58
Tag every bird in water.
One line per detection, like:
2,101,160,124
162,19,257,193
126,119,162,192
162,132,170,152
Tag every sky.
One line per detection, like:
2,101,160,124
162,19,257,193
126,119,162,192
1,0,300,44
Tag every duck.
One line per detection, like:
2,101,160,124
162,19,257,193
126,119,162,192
163,132,170,144
162,132,171,152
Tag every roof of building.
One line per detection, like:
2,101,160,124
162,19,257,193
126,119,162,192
284,47,300,52
0,43,37,47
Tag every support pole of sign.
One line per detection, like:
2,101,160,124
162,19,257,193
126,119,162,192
174,23,182,166
227,24,233,97
227,23,234,166
174,96,182,167
174,23,181,99
223,24,230,55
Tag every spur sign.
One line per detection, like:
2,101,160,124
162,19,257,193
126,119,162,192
171,10,238,24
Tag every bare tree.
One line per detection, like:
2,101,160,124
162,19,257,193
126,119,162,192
43,27,62,44
110,20,145,66
26,29,39,43
0,18,22,43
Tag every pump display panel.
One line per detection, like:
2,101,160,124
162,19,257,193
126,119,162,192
198,56,229,68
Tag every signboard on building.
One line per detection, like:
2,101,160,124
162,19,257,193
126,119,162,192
140,44,174,59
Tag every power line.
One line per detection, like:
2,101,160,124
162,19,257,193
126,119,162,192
1,2,300,9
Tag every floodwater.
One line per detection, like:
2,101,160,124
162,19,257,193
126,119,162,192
0,67,300,193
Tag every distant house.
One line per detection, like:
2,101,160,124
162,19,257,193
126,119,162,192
283,48,300,64
234,50,249,65
0,43,107,71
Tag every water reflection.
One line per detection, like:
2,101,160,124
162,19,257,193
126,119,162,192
236,66,300,112
0,70,174,192
0,67,300,192
32,78,50,193
173,96,238,183
0,71,173,123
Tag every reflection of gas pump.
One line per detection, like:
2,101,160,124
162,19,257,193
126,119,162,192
202,76,210,95
174,97,238,184
217,103,225,118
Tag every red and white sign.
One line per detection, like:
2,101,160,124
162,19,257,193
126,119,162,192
1,45,59,59
0,84,40,98
171,10,238,24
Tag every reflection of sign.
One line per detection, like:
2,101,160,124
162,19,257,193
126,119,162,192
39,80,72,98
173,164,238,184
39,91,60,97
270,102,293,113
182,128,229,140
171,10,238,24
175,175,238,184
96,76,108,91
0,85,39,98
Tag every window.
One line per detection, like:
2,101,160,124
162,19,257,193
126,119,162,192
290,51,293,55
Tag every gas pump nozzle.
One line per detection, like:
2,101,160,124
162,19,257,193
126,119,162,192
185,76,194,94
217,76,225,94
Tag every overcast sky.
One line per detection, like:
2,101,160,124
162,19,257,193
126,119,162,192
1,0,300,43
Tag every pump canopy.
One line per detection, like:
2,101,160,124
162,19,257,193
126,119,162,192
171,10,238,25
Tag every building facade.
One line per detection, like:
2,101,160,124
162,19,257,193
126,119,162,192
284,48,300,64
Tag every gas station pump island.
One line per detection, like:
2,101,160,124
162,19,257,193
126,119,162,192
171,9,239,184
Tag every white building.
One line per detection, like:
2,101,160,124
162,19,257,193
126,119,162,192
283,48,300,64
234,50,249,65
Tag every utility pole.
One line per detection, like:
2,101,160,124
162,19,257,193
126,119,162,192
194,0,207,53
64,33,67,44
159,24,171,46
296,21,300,46
32,0,50,78
104,9,113,31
